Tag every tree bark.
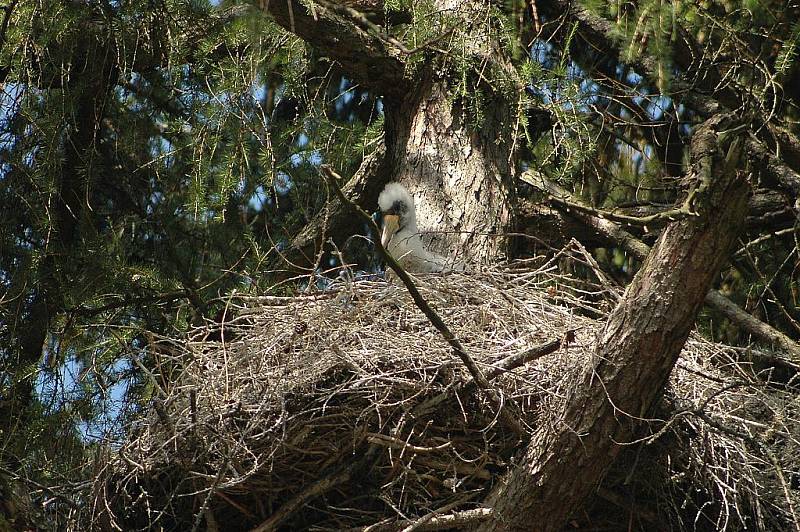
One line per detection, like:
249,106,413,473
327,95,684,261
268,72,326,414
262,0,517,265
384,69,515,264
474,115,751,531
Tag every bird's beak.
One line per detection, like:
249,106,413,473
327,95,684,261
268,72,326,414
380,214,400,248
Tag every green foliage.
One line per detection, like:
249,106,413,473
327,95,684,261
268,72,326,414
1,0,393,469
0,3,382,522
1,0,799,528
585,0,676,92
775,21,800,81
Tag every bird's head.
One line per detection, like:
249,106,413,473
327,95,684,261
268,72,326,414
378,182,416,248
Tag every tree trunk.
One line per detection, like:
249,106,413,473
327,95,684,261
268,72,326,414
474,115,751,531
384,68,515,264
263,0,517,266
380,0,516,265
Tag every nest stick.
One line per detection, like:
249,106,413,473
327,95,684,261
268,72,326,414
344,508,494,531
250,461,358,532
482,336,567,382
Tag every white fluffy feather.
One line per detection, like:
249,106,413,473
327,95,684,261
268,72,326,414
378,183,463,273
378,183,418,233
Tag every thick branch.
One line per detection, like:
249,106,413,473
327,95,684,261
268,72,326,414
0,0,19,84
704,290,800,367
746,136,800,210
256,0,407,98
477,114,751,531
3,24,119,427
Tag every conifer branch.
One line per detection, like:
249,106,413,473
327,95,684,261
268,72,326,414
257,0,408,98
537,0,800,203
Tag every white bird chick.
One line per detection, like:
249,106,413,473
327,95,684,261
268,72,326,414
378,182,463,273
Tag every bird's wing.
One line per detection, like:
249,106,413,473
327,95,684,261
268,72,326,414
390,232,464,273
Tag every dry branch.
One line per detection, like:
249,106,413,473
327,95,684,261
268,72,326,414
250,459,363,532
345,508,494,532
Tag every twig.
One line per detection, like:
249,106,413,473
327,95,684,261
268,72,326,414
402,25,460,56
345,508,493,531
190,456,230,532
313,0,457,57
367,433,452,454
568,238,621,300
68,289,189,317
688,408,800,531
734,227,795,258
410,336,566,421
764,447,800,532
314,0,412,54
528,0,540,33
0,464,80,510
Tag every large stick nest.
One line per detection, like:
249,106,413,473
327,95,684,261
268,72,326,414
92,255,800,531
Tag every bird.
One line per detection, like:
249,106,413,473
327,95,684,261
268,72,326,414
377,182,463,273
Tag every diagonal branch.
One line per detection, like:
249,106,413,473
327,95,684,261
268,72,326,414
250,453,369,532
320,164,526,438
271,144,387,272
